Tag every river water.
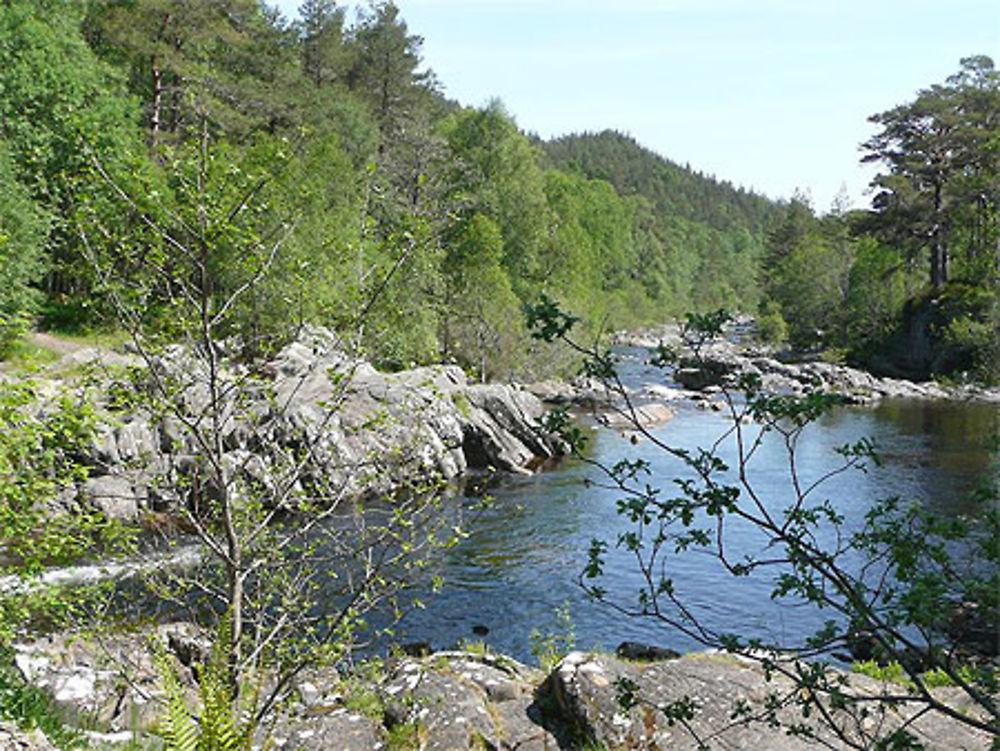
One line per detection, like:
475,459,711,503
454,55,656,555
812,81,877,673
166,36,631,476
394,349,1000,664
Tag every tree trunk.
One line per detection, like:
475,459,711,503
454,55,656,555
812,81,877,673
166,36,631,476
150,56,162,153
930,182,948,289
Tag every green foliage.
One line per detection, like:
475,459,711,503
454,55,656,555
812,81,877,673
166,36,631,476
938,282,1000,382
386,720,423,751
850,56,1000,379
863,56,1000,290
347,0,430,143
762,196,854,349
543,130,776,236
524,294,579,343
852,659,986,691
0,0,140,302
442,212,523,376
0,142,47,354
78,130,364,354
543,130,771,315
756,299,788,345
442,102,550,296
155,618,259,751
0,653,83,749
843,237,912,358
529,601,576,672
4,0,792,375
154,643,199,751
95,0,299,145
341,667,385,720
0,381,134,645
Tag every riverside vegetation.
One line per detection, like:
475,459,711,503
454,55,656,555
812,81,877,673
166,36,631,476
1,1,999,749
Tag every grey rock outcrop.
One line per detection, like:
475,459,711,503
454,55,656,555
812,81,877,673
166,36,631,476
13,631,561,750
0,722,58,751
674,341,972,404
377,651,558,750
65,328,557,521
268,708,384,751
12,624,200,733
543,651,994,750
14,637,995,750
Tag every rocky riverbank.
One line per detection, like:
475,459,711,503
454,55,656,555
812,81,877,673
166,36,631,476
42,327,559,524
609,322,1000,407
673,338,1000,405
8,627,993,749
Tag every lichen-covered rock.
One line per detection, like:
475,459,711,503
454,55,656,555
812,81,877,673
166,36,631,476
12,624,200,732
66,328,557,521
379,651,560,751
266,708,384,751
542,651,994,750
0,721,58,750
13,638,994,751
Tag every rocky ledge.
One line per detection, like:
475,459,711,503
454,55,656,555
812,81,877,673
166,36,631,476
52,327,558,523
672,340,1000,405
9,630,994,750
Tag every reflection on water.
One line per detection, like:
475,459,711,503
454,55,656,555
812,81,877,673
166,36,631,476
395,395,999,664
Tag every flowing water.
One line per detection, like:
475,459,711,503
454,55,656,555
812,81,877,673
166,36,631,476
90,349,999,666
394,350,1000,664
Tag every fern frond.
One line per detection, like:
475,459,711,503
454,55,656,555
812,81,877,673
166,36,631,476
153,642,199,751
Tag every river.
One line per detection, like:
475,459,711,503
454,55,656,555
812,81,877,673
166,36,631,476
393,348,1000,664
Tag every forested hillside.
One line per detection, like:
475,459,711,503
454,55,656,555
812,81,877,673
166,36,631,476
0,1,997,382
0,0,774,381
543,130,776,235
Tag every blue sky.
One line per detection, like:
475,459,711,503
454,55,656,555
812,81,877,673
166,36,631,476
271,0,1000,211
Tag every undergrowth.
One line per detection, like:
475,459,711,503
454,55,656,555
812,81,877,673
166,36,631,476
0,652,83,749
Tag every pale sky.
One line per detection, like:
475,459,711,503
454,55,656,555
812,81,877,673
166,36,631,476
272,0,1000,212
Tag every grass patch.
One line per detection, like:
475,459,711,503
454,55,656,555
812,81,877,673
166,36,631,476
1,328,128,373
851,659,993,691
386,720,423,750
0,654,84,749
342,682,384,719
0,339,60,371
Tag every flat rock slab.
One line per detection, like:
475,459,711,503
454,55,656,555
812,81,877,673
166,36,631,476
545,651,995,750
597,402,675,430
267,708,384,750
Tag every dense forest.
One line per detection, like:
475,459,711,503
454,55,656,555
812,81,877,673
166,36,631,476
0,0,770,382
0,0,997,382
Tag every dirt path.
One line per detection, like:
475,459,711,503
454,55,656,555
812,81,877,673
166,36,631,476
0,331,109,377
27,331,91,356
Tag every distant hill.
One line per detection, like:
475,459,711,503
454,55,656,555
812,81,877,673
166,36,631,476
541,130,778,235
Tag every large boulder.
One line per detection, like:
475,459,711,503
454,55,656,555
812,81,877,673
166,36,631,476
377,651,560,751
12,624,201,733
542,651,994,750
